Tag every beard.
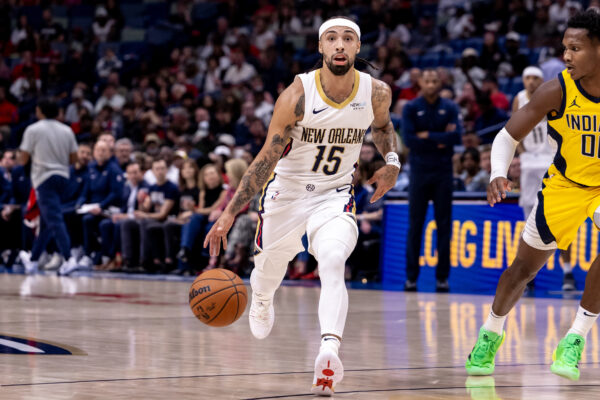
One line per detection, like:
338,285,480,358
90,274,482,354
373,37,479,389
324,56,353,76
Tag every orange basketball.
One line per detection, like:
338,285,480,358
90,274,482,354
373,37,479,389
188,268,248,327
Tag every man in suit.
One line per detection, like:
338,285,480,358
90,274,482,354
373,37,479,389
97,161,148,270
74,140,124,272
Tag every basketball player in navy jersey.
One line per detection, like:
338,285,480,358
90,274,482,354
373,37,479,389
205,17,400,396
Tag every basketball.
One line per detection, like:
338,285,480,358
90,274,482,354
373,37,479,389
188,268,248,327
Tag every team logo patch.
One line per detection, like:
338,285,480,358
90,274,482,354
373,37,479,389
306,184,315,192
271,191,280,200
350,101,366,111
0,334,86,355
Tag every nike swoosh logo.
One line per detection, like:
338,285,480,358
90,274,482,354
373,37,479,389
583,311,598,317
313,107,327,114
336,184,351,192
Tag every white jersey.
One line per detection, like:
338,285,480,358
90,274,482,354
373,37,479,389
273,69,374,192
516,89,555,209
517,89,556,159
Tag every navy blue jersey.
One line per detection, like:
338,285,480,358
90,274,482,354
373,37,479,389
402,96,463,172
148,181,179,215
78,161,124,209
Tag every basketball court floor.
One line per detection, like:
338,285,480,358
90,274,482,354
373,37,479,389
1,273,600,399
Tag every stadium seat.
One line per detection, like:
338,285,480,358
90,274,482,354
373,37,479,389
51,5,68,18
145,3,170,24
121,4,146,20
120,41,149,58
121,28,147,42
510,77,525,96
529,47,543,65
191,3,218,22
419,52,443,68
498,77,511,94
146,26,173,46
70,17,94,31
69,5,95,18
125,16,147,29
440,52,460,67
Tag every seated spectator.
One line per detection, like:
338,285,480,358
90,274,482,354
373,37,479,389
397,68,421,101
162,159,201,269
144,147,179,185
121,158,179,272
65,88,94,124
96,48,122,80
95,84,125,114
452,48,485,94
0,87,18,127
0,158,19,266
176,163,227,274
482,75,510,111
348,160,386,281
458,147,489,192
97,161,148,270
93,7,117,43
10,66,41,103
61,143,92,261
474,94,509,143
223,47,257,86
508,156,521,192
114,138,133,171
76,140,124,269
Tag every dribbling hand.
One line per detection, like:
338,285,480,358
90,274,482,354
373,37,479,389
487,177,513,207
204,211,235,257
368,165,400,203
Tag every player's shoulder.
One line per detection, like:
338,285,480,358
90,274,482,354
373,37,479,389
275,75,306,121
370,77,391,106
528,78,563,113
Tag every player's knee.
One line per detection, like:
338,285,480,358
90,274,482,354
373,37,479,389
506,259,538,283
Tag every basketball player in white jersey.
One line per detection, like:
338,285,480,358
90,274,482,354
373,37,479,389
205,17,399,396
514,66,575,291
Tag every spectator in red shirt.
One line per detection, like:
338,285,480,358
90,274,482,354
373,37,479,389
397,68,422,101
11,50,40,82
482,75,510,111
0,87,18,126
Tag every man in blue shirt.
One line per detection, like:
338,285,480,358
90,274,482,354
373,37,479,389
97,161,148,270
73,140,124,272
61,143,92,261
402,68,463,292
121,158,178,272
0,162,31,268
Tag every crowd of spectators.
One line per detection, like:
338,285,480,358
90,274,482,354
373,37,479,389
0,0,587,281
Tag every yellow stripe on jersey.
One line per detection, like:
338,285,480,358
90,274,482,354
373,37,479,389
315,69,360,109
547,69,600,186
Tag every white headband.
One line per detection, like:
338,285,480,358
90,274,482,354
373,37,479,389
522,66,543,80
318,18,361,40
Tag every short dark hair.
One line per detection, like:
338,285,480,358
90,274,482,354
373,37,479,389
567,9,600,41
37,98,59,119
461,147,481,163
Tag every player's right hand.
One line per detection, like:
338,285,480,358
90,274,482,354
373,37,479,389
204,211,235,257
487,177,513,207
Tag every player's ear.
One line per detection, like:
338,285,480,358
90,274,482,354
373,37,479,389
356,40,361,56
318,40,323,54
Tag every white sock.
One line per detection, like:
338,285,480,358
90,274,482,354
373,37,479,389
320,335,341,355
567,306,599,338
483,310,507,335
562,262,573,275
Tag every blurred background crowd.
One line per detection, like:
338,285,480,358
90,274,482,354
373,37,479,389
0,0,586,281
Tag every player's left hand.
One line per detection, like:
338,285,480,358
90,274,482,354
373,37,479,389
368,165,399,203
204,211,235,257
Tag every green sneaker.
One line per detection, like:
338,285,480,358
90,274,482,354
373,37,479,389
465,327,505,375
550,333,585,381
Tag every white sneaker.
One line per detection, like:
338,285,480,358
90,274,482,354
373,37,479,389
71,246,84,262
311,347,344,396
58,257,79,276
78,255,93,270
248,293,274,339
19,250,38,274
43,253,63,271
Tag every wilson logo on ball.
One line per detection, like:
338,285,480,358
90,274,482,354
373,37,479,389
189,285,211,301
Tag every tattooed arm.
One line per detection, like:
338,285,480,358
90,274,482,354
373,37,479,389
367,78,400,203
204,77,305,256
